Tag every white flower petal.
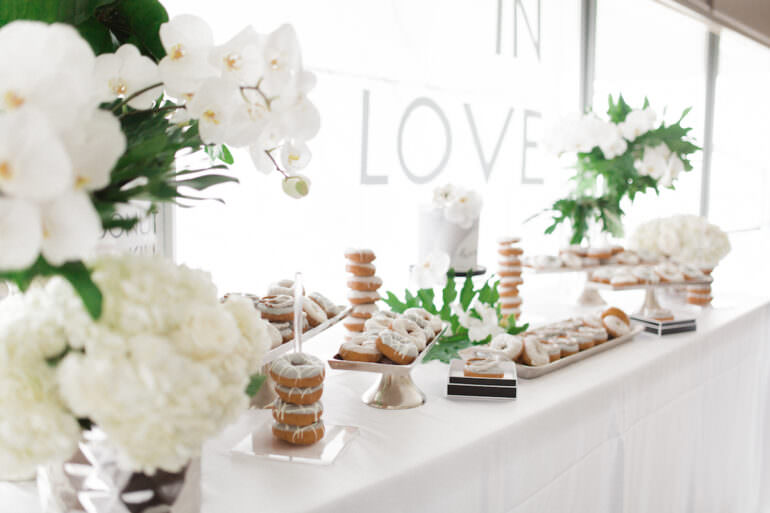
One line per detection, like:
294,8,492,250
41,191,101,265
0,198,42,270
280,140,311,171
62,109,126,191
186,78,240,145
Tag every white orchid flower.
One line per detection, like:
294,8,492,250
158,15,217,95
224,99,272,147
634,143,670,180
209,26,263,84
260,24,302,96
61,109,126,191
40,191,102,266
0,198,42,270
410,250,450,289
94,44,161,110
444,189,482,229
618,108,657,141
275,95,320,142
0,108,72,201
249,144,276,174
0,22,97,130
186,78,240,145
432,184,458,207
280,141,310,172
455,301,503,343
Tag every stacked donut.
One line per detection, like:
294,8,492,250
497,236,524,323
337,308,443,365
687,267,713,305
342,248,383,335
269,353,326,445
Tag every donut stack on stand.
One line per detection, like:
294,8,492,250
343,248,382,336
687,267,713,306
497,236,523,324
269,353,326,445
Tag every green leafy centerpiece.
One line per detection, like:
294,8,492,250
541,95,700,244
384,269,528,363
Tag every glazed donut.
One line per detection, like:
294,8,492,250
499,254,522,266
270,352,325,388
256,295,295,322
631,266,660,284
272,322,295,343
687,294,712,305
489,333,523,360
364,311,398,332
590,268,614,284
347,275,383,292
587,247,613,260
560,245,588,257
275,383,324,405
582,315,603,329
611,272,639,288
344,248,376,263
265,322,283,349
343,316,365,332
526,255,562,270
403,307,442,334
601,307,631,338
464,357,504,378
390,318,427,351
680,265,707,281
655,263,685,283
560,252,584,269
272,420,325,445
552,337,577,358
302,298,328,327
351,303,379,319
520,336,550,366
498,246,524,256
570,331,594,351
611,251,641,265
497,235,522,245
578,326,608,344
376,329,418,364
345,262,376,277
347,290,381,305
650,309,675,321
399,312,433,342
498,265,523,277
267,279,303,297
272,399,323,426
308,292,342,318
500,276,523,288
499,287,519,298
339,333,382,362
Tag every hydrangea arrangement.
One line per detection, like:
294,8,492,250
0,3,319,317
542,95,700,244
0,254,271,478
630,215,731,269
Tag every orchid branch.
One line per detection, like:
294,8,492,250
111,82,164,112
264,149,289,178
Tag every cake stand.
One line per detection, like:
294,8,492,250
328,325,447,410
588,277,713,318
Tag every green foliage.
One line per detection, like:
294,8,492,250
0,0,169,60
0,257,102,319
542,94,700,244
384,270,528,364
245,374,267,397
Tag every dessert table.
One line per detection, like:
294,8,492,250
4,293,769,513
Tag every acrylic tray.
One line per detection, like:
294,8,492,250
262,306,351,366
516,325,644,379
328,325,448,410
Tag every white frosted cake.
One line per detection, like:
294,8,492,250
417,185,482,273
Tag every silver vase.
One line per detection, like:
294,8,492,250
37,430,197,513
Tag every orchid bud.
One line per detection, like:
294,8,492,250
282,175,310,198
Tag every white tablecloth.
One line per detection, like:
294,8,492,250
5,294,770,513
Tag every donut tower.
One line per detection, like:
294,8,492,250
497,236,524,324
270,353,326,445
687,267,713,306
343,248,382,335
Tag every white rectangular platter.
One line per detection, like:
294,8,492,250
516,325,644,379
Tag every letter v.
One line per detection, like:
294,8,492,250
464,104,513,182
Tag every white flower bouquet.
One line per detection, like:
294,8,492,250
630,215,731,269
0,254,271,479
432,184,483,229
541,95,699,244
0,2,318,317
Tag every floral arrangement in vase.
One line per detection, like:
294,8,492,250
0,2,319,317
630,215,731,270
541,95,700,244
384,252,528,363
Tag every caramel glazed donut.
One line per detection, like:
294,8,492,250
272,421,325,445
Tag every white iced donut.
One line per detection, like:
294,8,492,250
464,357,504,378
521,335,550,366
270,352,325,388
376,329,418,364
631,266,660,284
265,322,283,349
272,399,323,426
339,333,381,362
390,318,427,351
404,307,442,334
364,311,398,332
560,252,584,269
347,290,381,304
489,333,523,360
655,263,685,283
308,292,342,317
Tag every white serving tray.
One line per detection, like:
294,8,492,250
262,306,351,365
587,277,712,291
516,325,644,379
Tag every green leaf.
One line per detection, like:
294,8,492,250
506,318,529,335
422,333,470,364
175,174,239,191
76,16,117,55
0,0,113,26
439,268,457,319
95,0,169,61
382,291,407,313
459,273,475,310
417,289,437,314
477,279,499,305
220,144,235,165
245,374,267,397
404,289,419,309
607,93,632,123
59,261,103,319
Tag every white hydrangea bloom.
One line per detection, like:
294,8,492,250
629,215,731,268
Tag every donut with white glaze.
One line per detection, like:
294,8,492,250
275,383,324,405
601,307,631,338
489,333,523,360
345,262,376,277
270,352,325,388
256,295,295,321
521,335,551,365
343,316,365,332
390,318,427,351
344,248,376,263
347,275,383,292
403,308,442,334
347,290,381,305
272,399,323,426
364,311,398,332
376,329,418,364
308,292,342,318
272,420,325,445
464,357,504,378
339,333,382,362
302,298,328,327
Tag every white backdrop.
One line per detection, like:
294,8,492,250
165,0,582,299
